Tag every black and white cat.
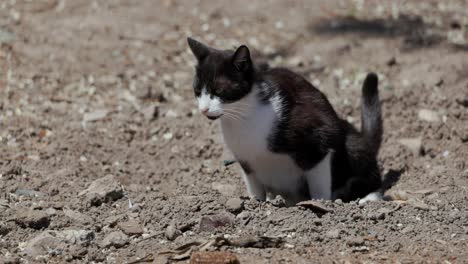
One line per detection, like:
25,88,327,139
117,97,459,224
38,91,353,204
187,37,383,204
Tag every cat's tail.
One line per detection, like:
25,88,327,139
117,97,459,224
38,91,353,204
361,72,382,155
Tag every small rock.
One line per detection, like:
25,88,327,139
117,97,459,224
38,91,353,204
269,195,286,207
212,182,236,197
14,189,46,198
25,230,94,257
226,198,244,213
398,137,423,155
190,251,239,264
418,109,440,122
79,175,124,206
142,104,159,121
83,109,108,123
15,210,50,229
334,199,343,205
118,219,144,236
0,28,15,44
236,211,250,220
45,208,58,216
325,229,341,239
346,236,365,246
352,246,369,252
401,225,414,234
199,213,235,232
100,231,129,248
165,224,181,241
2,256,21,264
387,57,397,66
0,221,10,235
409,199,431,211
297,200,332,214
64,209,93,224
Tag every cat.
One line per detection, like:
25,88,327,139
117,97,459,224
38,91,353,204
187,37,383,204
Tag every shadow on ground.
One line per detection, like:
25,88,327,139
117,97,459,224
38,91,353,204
310,14,465,50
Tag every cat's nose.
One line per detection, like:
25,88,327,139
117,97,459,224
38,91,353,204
201,108,209,114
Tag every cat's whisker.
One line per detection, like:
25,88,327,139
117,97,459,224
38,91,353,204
224,108,247,119
224,111,243,121
223,109,245,122
223,111,243,122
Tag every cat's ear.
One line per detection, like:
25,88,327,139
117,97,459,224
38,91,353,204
187,37,211,62
232,45,252,72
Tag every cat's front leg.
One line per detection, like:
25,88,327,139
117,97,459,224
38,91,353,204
239,161,265,200
305,152,333,200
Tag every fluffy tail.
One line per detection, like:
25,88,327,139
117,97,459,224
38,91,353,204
361,73,382,155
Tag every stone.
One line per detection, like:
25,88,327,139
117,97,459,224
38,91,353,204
199,213,235,232
211,182,236,197
118,219,144,236
346,236,365,246
226,198,243,214
64,209,93,224
398,137,422,155
79,175,124,206
190,251,239,264
15,210,50,229
269,195,286,207
325,229,341,239
100,231,129,248
83,109,108,123
14,189,46,198
418,109,440,122
0,28,15,44
0,221,10,235
24,230,94,257
165,224,181,241
297,200,332,214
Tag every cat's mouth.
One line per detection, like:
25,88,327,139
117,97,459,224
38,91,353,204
206,114,222,120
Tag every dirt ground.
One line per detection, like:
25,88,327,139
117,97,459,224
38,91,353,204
0,0,467,263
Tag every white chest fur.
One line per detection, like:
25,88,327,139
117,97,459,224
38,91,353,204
220,89,332,202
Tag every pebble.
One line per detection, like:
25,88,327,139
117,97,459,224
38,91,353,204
190,251,239,264
15,210,50,229
211,182,236,197
270,195,286,207
297,200,332,214
0,221,10,235
199,212,235,232
226,198,244,214
64,209,94,224
325,229,341,239
0,28,15,44
14,189,46,198
165,224,181,241
100,231,129,248
25,230,94,257
346,236,365,246
79,174,124,206
118,219,144,236
418,109,440,122
83,109,108,123
398,137,422,155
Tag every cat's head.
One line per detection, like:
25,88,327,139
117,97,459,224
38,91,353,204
187,37,254,120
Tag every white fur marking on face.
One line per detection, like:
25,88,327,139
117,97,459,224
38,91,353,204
197,87,223,117
305,152,332,200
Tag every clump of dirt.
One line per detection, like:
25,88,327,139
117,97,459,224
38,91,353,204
0,0,467,263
